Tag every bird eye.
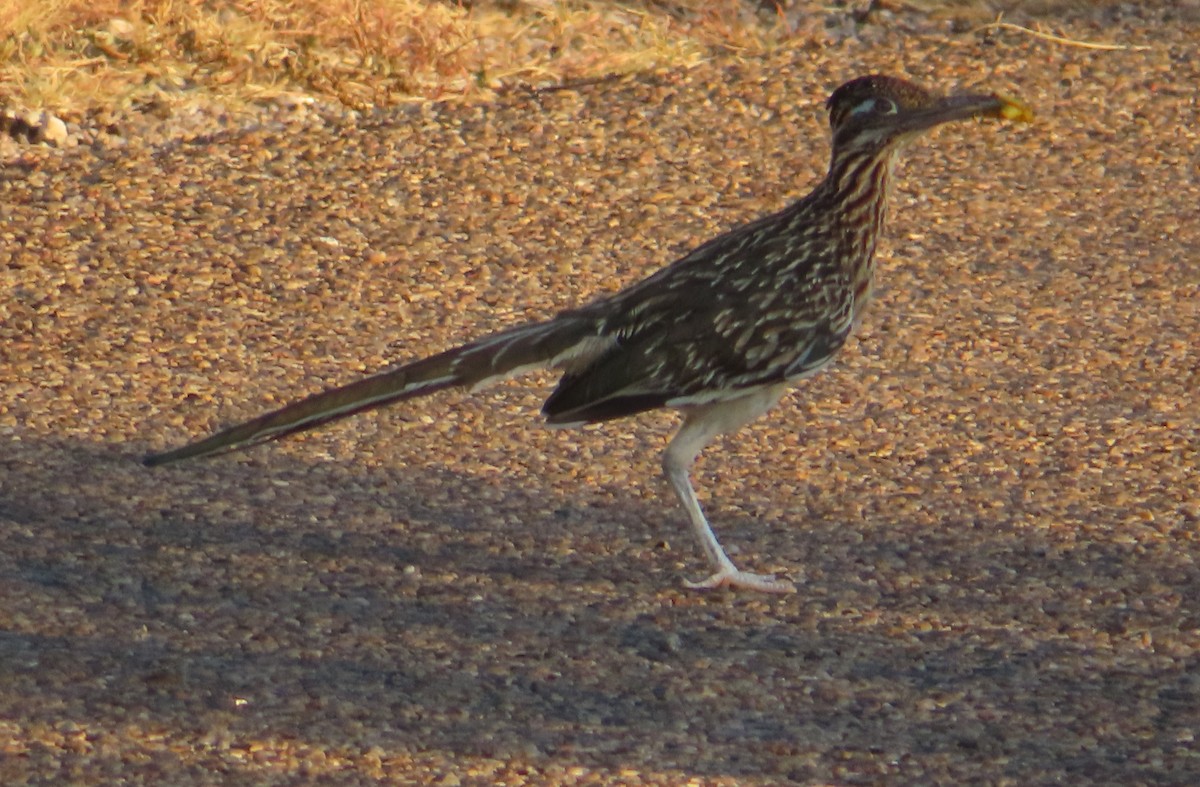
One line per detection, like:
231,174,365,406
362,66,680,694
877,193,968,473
850,97,898,117
849,98,876,116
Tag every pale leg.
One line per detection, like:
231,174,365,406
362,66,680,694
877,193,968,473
663,384,795,593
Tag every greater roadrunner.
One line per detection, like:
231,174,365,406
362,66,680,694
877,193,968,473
145,75,1031,593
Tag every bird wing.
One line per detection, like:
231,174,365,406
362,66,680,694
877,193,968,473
542,275,852,425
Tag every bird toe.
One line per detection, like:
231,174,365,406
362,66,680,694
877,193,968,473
684,568,795,594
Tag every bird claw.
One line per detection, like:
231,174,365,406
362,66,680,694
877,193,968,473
684,568,796,594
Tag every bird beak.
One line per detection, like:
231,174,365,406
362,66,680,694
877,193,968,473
891,92,1033,139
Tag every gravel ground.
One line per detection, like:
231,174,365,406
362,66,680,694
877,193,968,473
2,7,1199,785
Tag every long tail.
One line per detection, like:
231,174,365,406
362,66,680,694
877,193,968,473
142,317,599,466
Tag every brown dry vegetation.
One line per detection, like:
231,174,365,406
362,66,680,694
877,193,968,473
0,0,764,116
0,0,1147,118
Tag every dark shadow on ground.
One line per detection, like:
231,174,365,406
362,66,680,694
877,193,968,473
1,437,1197,783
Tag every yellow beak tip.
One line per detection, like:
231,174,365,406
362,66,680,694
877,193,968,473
997,96,1034,122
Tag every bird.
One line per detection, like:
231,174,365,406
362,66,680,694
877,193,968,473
144,75,1031,593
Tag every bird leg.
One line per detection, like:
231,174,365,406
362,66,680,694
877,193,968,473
663,387,795,593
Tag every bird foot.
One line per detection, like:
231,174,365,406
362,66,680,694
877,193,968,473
684,568,795,594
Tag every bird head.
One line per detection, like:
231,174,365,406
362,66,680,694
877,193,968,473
826,75,1031,154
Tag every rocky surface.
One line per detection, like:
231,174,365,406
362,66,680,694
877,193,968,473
2,7,1198,785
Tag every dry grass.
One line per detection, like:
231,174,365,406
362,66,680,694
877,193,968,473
0,0,1139,118
0,0,795,117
